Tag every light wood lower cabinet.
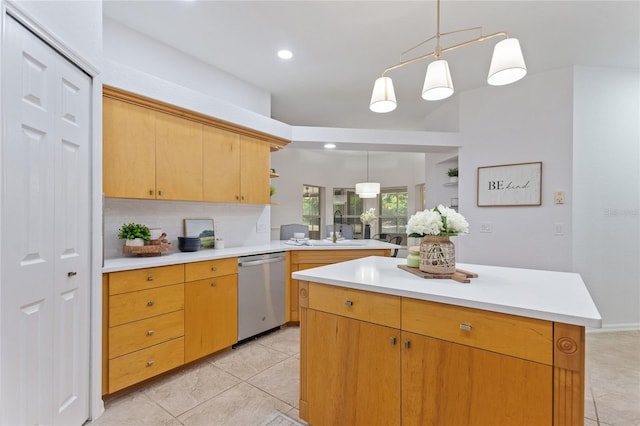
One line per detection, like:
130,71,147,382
184,259,238,363
103,258,239,395
287,249,391,322
299,281,585,426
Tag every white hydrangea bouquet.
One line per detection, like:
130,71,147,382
360,208,377,225
406,205,469,237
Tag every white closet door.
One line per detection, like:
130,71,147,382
1,15,91,426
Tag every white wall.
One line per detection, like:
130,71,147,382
103,199,271,259
456,68,574,273
573,66,640,330
270,149,426,239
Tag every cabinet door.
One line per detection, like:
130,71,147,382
202,126,241,202
240,135,270,204
401,331,552,426
185,274,238,363
306,310,400,426
103,97,156,199
155,112,203,201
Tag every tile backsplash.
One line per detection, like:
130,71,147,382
104,198,271,259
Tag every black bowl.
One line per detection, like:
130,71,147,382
178,237,201,252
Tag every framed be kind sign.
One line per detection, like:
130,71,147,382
477,162,542,207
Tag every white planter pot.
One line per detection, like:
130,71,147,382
125,238,145,247
448,176,458,183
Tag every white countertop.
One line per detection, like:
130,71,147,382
292,256,602,328
102,239,398,273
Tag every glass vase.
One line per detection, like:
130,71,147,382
420,235,456,274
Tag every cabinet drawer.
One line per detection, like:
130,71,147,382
109,310,184,359
308,282,400,328
109,283,184,326
108,337,184,393
291,249,388,265
108,264,184,295
402,299,553,364
185,257,237,281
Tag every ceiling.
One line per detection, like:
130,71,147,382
103,1,639,133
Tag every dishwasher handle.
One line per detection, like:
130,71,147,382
238,257,285,267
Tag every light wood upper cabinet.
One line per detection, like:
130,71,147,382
240,135,271,204
155,112,203,201
202,128,270,204
203,126,241,203
103,97,156,199
103,87,288,203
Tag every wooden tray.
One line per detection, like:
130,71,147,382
397,264,478,284
123,241,173,257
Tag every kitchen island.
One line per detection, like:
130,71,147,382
292,256,601,426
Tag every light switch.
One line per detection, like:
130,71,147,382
480,222,493,233
554,191,565,204
554,223,564,236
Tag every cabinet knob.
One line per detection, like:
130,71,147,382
404,340,411,350
211,282,217,287
147,275,155,281
147,330,155,336
236,195,240,200
147,360,155,367
211,266,217,271
390,336,397,346
149,190,154,196
67,271,77,277
158,190,163,196
459,322,472,332
344,300,353,307
241,195,245,201
147,301,155,306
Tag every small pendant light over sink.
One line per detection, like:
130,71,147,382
355,152,380,198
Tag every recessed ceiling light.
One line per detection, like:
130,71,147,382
277,50,293,60
324,143,336,149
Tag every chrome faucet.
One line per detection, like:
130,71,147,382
332,209,343,243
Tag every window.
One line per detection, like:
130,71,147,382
333,188,364,237
302,185,322,239
379,187,408,235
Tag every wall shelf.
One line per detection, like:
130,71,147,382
443,181,458,187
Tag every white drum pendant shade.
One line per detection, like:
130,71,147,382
422,60,454,101
487,38,527,86
355,182,380,198
370,77,397,113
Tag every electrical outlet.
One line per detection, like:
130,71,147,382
554,191,565,204
480,222,493,233
256,223,269,233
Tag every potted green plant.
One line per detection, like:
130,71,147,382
118,222,151,246
447,167,458,183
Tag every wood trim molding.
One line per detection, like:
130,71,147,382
103,85,289,151
553,323,585,425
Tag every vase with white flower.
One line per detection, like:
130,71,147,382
406,205,469,274
360,208,377,239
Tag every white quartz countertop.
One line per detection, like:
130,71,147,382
292,256,602,328
102,239,398,273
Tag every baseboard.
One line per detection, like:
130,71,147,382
586,323,640,333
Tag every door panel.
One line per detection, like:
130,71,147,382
1,16,91,426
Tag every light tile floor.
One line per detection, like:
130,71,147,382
90,328,639,426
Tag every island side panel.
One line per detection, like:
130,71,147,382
298,280,309,421
553,322,586,426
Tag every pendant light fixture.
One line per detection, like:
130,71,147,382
369,0,526,112
355,152,380,198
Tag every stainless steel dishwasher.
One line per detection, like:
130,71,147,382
237,251,286,341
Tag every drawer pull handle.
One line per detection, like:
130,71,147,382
211,282,217,287
404,340,411,350
460,322,472,332
211,267,217,271
390,336,397,346
344,300,353,307
147,301,155,306
147,360,155,367
147,330,155,336
147,276,155,281
67,271,77,277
